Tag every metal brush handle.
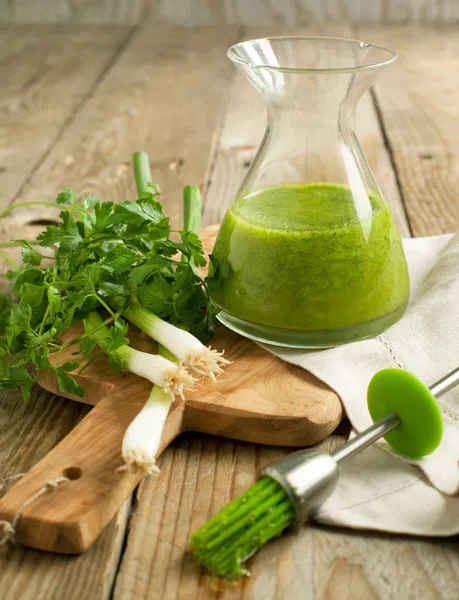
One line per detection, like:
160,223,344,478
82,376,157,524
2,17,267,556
430,366,459,398
332,366,459,464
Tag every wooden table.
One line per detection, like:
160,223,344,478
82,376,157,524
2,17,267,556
0,22,458,600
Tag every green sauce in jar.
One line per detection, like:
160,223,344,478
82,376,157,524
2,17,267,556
210,183,409,346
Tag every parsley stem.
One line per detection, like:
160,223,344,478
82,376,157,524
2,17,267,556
38,305,51,336
0,201,76,220
48,313,120,355
78,348,105,374
93,292,115,316
0,241,41,248
0,251,18,269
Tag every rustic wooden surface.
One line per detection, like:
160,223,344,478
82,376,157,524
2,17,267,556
2,0,459,25
0,21,458,600
0,296,341,553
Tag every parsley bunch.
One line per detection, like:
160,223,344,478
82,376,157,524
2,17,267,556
0,168,215,399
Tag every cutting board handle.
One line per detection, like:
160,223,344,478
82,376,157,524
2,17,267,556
0,385,185,553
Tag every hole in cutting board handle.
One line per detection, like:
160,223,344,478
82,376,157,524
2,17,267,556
63,467,83,480
28,219,60,227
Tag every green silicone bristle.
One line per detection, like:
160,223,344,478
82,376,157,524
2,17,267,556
189,477,295,578
367,368,443,459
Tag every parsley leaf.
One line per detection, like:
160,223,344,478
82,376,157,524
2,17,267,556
56,371,84,397
37,221,83,250
21,243,43,267
56,188,77,206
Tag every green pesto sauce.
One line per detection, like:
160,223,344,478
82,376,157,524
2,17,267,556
211,183,410,334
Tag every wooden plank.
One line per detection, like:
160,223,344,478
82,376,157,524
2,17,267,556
0,502,131,600
0,388,130,600
152,0,382,27
358,25,459,236
0,20,240,598
154,0,219,26
222,0,382,25
0,24,132,210
0,0,144,24
3,25,241,230
385,0,459,22
150,0,458,26
111,24,271,600
313,529,459,600
3,0,459,25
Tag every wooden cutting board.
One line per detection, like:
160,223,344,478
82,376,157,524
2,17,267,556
0,226,342,554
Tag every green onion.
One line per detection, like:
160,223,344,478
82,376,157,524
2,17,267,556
124,156,229,381
123,299,229,380
121,344,177,475
83,311,196,399
119,161,218,474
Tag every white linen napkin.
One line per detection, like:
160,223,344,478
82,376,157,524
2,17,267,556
264,232,459,536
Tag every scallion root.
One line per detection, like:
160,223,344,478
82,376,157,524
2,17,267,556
184,347,230,380
121,449,161,476
162,363,197,399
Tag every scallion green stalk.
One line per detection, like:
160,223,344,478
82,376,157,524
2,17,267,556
183,185,203,247
132,151,159,198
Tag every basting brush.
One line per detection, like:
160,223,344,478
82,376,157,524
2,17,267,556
190,366,459,578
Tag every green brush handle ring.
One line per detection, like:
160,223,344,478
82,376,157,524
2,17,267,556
367,368,443,459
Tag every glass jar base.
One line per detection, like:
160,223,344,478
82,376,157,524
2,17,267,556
217,304,408,349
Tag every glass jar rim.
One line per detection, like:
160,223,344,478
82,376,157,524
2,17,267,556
227,36,398,74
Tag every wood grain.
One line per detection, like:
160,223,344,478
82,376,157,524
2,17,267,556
2,0,459,25
0,23,138,600
0,387,130,600
357,24,459,236
0,0,145,24
153,0,383,26
2,25,241,231
0,499,130,600
0,24,131,209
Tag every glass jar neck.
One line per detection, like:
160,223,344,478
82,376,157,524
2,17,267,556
236,69,385,200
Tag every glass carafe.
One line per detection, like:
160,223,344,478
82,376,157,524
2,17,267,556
210,37,410,348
